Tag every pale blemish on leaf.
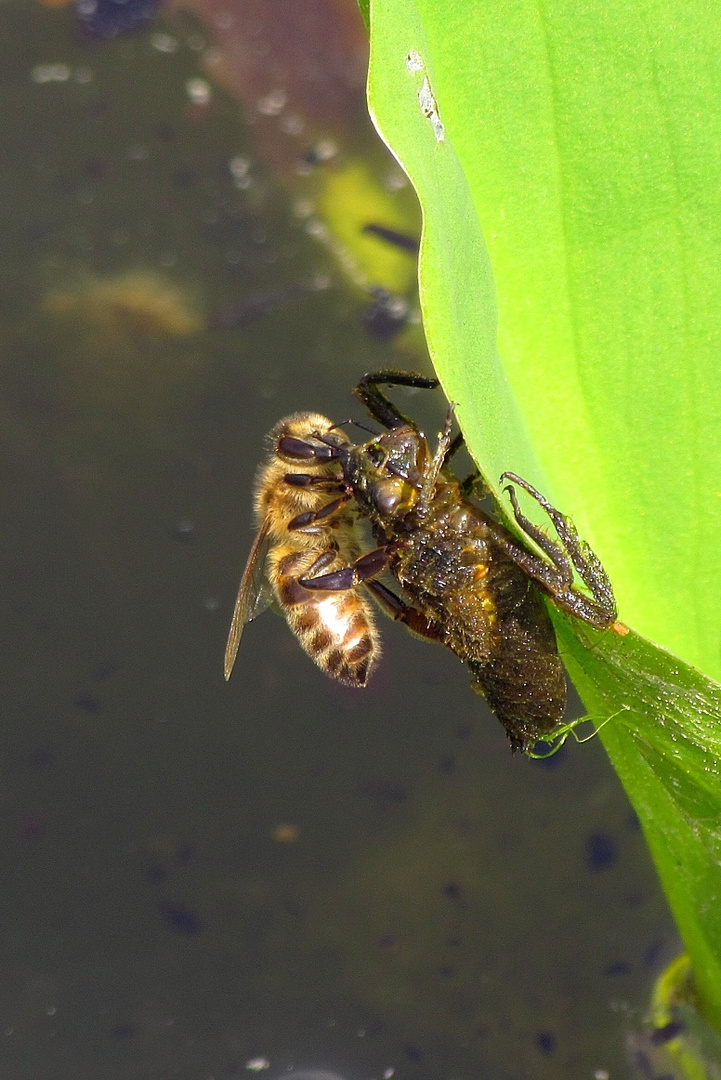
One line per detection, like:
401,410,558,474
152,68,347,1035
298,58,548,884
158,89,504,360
404,50,444,141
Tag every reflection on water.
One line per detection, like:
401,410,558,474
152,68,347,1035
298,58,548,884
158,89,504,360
273,1073,348,1080
0,2,679,1078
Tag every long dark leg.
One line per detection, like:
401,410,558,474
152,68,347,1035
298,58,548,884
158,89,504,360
283,472,346,490
502,472,612,595
300,547,390,591
354,370,439,429
443,430,464,466
288,494,352,531
364,579,443,643
501,481,574,584
497,472,618,629
420,404,456,510
303,548,340,578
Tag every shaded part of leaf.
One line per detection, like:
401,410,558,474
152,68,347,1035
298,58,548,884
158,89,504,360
356,0,370,35
557,619,721,1030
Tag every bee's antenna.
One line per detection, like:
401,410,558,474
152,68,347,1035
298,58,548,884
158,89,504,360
328,418,381,437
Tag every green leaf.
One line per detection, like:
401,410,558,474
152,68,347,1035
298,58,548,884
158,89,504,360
367,0,721,1028
356,0,370,34
559,620,721,1031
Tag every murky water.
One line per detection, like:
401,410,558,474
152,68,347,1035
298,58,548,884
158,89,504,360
0,3,678,1078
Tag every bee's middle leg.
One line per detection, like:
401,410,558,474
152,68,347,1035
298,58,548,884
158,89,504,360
299,546,390,591
287,493,352,531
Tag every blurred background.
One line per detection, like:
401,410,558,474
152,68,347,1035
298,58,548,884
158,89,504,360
0,0,679,1077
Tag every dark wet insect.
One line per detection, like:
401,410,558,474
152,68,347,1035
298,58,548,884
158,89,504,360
279,371,622,752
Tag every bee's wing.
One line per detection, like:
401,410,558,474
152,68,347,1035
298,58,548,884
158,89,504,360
224,516,274,680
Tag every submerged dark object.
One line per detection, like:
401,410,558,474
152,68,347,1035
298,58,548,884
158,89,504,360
75,0,161,38
210,280,328,330
362,222,420,254
361,287,409,341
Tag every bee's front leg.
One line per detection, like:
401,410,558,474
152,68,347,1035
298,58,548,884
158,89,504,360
299,547,389,591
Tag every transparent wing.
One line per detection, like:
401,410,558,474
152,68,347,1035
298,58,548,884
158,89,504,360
224,517,273,680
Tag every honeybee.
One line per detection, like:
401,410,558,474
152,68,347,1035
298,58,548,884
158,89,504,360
224,413,379,688
288,372,623,753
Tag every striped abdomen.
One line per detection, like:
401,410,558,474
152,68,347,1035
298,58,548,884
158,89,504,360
269,545,379,687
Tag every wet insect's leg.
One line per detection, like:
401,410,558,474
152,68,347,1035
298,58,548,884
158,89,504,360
433,423,492,497
501,472,612,592
498,472,618,629
435,427,492,498
501,480,574,585
299,547,389,591
442,430,464,467
460,470,490,499
419,404,457,509
354,370,439,430
364,579,444,643
288,494,352,531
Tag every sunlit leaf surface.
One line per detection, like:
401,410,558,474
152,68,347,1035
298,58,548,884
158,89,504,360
367,0,721,1028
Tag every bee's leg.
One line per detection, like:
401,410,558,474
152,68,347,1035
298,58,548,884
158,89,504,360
304,547,339,578
364,579,444,643
299,547,389,591
498,472,618,630
355,370,439,430
287,494,352,531
283,472,346,489
276,435,338,461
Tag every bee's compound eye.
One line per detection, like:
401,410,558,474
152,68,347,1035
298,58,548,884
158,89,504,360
370,477,416,516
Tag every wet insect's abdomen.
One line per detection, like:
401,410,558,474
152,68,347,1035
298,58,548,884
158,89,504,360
389,499,567,751
466,574,566,751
